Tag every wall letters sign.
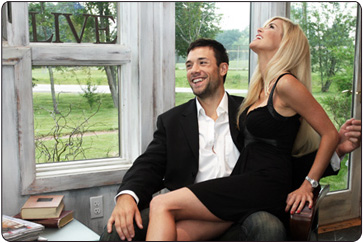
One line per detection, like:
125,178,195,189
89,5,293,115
29,12,117,44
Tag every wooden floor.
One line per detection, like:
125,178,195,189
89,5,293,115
318,218,362,241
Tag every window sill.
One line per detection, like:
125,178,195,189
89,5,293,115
22,159,131,195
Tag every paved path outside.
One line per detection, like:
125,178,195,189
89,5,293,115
33,84,248,95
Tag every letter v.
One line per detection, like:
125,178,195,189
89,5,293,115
63,14,91,43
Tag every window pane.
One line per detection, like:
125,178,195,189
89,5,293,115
175,2,250,106
291,2,358,192
216,2,250,97
28,2,117,44
32,66,120,163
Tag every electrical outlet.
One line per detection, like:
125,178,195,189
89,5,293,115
90,195,104,219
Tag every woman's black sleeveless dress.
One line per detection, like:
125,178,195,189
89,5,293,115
187,73,301,225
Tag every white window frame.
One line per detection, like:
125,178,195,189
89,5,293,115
2,2,175,195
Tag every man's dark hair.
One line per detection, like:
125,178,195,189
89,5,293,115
187,38,229,82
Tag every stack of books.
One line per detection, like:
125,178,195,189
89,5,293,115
2,215,44,241
15,195,73,229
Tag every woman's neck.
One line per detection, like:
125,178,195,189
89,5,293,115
258,52,275,78
259,57,270,78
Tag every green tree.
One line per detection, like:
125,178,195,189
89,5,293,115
175,2,222,58
233,27,250,46
218,27,250,61
215,29,242,50
291,2,357,129
216,29,250,61
291,2,356,92
84,2,117,43
320,44,354,128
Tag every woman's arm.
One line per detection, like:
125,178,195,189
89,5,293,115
275,75,339,214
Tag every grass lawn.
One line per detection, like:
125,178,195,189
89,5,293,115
175,92,196,106
33,92,119,163
320,157,349,191
32,66,109,86
36,132,119,163
33,93,118,136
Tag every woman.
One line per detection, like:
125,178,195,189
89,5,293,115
145,17,339,241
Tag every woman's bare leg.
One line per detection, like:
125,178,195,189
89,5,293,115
176,219,232,241
146,187,232,241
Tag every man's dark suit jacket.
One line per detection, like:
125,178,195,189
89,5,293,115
117,94,338,210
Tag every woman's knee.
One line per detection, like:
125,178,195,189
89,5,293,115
149,194,172,214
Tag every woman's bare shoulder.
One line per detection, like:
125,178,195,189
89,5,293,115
276,74,305,95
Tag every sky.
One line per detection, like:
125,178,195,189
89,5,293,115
215,2,250,31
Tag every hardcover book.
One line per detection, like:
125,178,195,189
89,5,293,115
21,195,65,219
14,210,74,228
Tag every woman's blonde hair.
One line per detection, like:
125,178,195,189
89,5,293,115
238,16,320,157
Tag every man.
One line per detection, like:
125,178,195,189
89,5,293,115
100,39,361,241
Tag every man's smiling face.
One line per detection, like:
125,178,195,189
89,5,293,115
185,46,225,99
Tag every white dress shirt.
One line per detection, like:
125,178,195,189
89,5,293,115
195,92,240,183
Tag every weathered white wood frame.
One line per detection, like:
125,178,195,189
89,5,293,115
30,43,131,66
2,2,175,195
3,47,34,194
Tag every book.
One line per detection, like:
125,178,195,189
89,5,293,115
2,215,44,241
14,210,74,228
21,195,65,219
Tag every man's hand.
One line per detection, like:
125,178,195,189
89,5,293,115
336,118,361,157
107,194,143,241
